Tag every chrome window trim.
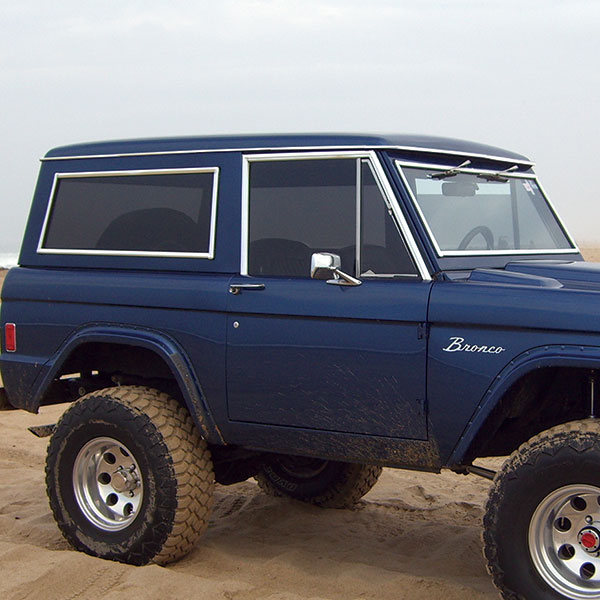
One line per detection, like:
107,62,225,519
41,144,534,167
37,167,220,259
366,154,431,279
355,160,362,277
362,273,420,279
240,157,250,275
395,160,579,258
241,151,431,281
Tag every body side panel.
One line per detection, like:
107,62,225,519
0,268,231,445
427,280,600,463
226,277,431,439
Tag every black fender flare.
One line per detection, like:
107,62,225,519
447,344,600,465
31,324,224,444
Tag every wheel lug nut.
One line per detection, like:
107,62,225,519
586,516,594,524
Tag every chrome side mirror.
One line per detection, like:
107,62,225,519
311,252,341,279
310,252,361,286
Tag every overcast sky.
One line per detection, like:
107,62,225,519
1,0,599,254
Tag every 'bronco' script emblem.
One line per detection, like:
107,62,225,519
442,336,506,354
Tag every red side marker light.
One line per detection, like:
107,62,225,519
5,323,16,352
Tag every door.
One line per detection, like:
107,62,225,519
227,153,431,440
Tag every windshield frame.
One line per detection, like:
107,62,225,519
395,160,579,258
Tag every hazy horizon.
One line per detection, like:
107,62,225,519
2,1,600,253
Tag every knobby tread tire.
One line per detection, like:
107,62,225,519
257,461,382,508
483,419,600,600
46,386,214,565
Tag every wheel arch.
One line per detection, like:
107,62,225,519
33,324,224,444
448,345,600,466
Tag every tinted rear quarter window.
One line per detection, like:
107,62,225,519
40,170,217,256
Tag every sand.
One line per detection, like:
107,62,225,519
581,246,600,262
0,404,500,600
0,248,597,600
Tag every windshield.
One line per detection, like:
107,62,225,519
398,164,575,256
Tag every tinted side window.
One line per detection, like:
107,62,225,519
248,159,356,276
40,170,217,255
361,161,418,277
247,157,418,278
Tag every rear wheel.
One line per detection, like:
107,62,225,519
46,386,214,565
256,455,381,508
484,420,600,599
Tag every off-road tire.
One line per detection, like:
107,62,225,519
256,456,382,508
45,386,214,565
483,419,600,600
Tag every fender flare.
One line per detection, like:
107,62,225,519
447,344,600,466
31,324,225,444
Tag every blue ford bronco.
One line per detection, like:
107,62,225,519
1,133,598,599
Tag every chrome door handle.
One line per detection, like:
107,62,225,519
229,283,265,295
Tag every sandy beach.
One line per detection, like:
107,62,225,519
0,249,597,600
0,402,499,600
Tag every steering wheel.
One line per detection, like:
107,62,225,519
457,225,494,251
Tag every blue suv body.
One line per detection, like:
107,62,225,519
1,134,596,599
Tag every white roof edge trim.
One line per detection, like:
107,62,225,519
40,144,535,166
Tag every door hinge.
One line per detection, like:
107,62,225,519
417,322,429,340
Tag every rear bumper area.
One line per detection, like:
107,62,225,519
0,387,15,410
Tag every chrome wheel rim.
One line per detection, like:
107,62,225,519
73,437,143,531
529,484,600,599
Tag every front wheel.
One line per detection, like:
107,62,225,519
484,420,600,599
45,386,214,565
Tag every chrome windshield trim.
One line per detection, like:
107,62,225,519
37,167,220,259
395,160,579,258
534,177,579,252
428,249,580,256
241,151,431,281
41,144,534,167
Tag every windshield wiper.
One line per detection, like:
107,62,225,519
428,159,471,179
428,161,521,182
476,165,519,182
